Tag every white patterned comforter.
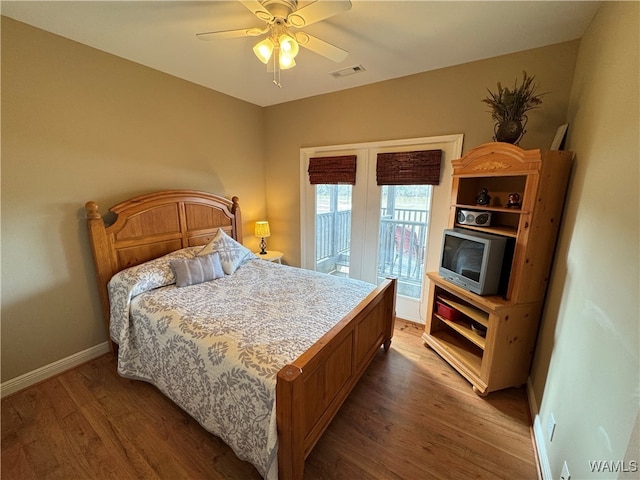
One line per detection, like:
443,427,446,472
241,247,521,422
108,248,375,479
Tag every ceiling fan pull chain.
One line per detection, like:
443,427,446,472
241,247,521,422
273,47,282,87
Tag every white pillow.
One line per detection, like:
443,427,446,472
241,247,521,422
170,252,225,287
197,229,256,274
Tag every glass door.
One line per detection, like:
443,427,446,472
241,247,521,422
314,184,352,276
377,185,432,299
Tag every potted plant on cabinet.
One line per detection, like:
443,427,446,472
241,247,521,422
482,71,546,144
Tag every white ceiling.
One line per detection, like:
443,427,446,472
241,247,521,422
1,1,601,107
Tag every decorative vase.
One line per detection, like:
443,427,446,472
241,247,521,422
494,120,525,144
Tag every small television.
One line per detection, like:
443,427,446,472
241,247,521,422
438,228,507,296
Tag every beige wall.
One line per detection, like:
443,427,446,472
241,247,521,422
1,17,266,381
530,2,639,478
263,41,580,266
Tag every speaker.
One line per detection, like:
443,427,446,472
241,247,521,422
457,209,492,226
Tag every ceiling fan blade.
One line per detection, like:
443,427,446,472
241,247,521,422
287,0,352,28
196,26,267,41
240,0,274,22
295,32,348,62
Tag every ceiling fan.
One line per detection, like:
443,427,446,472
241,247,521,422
196,0,352,86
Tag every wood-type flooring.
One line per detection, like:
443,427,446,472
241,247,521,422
1,320,539,479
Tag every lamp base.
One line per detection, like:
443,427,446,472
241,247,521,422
259,237,267,255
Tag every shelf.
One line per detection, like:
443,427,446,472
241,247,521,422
454,175,528,209
437,296,489,327
454,204,529,215
426,330,482,377
434,314,486,350
428,272,512,311
453,204,525,238
453,223,518,238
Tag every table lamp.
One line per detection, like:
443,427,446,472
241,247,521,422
255,221,270,255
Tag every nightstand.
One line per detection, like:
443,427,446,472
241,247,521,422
256,250,283,264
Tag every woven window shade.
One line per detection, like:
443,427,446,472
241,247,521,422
376,150,442,185
308,155,357,185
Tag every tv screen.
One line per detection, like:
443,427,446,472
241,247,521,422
439,228,507,295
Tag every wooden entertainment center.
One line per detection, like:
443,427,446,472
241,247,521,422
423,142,574,395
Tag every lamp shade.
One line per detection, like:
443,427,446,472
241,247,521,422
255,221,271,238
253,38,274,64
278,33,299,58
279,53,296,70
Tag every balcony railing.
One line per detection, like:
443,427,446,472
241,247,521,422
315,210,351,262
315,208,429,298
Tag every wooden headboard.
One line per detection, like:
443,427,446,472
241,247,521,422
85,190,242,348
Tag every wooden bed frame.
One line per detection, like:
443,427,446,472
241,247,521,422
85,189,397,480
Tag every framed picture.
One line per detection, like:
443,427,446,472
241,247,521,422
550,124,569,150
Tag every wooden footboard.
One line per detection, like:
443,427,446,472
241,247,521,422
276,277,397,480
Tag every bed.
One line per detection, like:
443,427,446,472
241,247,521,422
84,190,397,480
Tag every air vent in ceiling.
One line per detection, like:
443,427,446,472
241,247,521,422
329,64,366,78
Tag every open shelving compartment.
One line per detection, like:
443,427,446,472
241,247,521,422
436,295,488,349
424,272,541,395
424,278,510,393
453,174,528,239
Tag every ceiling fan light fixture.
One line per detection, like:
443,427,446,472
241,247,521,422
279,52,296,70
198,0,352,85
253,37,274,64
278,33,299,58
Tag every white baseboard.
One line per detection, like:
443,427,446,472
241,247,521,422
1,342,111,398
528,378,552,480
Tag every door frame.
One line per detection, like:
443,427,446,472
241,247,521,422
300,134,464,323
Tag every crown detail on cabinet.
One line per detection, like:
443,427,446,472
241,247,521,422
472,160,510,171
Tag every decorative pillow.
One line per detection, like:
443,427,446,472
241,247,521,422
109,246,201,300
170,252,225,287
197,228,256,274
